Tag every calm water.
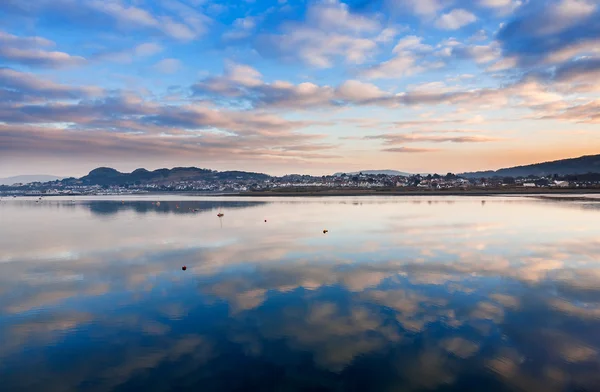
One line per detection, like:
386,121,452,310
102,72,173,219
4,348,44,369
1,196,600,392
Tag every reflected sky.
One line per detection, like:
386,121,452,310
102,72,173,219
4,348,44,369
1,196,600,391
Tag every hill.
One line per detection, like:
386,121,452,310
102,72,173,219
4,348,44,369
333,170,411,177
461,154,600,178
0,175,63,186
64,167,271,186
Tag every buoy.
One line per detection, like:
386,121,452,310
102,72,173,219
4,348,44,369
264,219,267,222
217,213,224,217
323,229,328,234
182,266,187,271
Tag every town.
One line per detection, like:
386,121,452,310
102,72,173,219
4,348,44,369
2,171,599,196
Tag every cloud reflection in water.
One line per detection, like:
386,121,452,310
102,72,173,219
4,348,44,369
1,196,600,391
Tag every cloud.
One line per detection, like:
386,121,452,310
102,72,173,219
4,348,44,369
478,0,514,8
359,35,439,79
0,47,86,68
538,99,600,124
383,147,440,153
134,42,163,57
497,0,599,65
222,16,259,41
554,57,600,84
191,62,590,122
477,0,523,15
365,133,501,144
360,54,420,80
0,31,85,68
451,42,502,64
0,30,54,47
335,80,388,101
0,66,343,166
87,0,207,40
153,58,181,74
0,123,336,164
0,68,102,100
93,42,164,64
193,63,390,109
254,0,382,67
435,9,478,30
387,0,450,16
0,0,211,41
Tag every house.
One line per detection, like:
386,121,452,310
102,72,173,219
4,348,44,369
554,181,570,188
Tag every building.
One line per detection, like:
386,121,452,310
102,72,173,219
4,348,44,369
554,181,570,188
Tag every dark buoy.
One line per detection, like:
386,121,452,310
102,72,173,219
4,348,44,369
264,219,267,222
182,266,187,271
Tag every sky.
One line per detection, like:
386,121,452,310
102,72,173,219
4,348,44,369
0,0,599,177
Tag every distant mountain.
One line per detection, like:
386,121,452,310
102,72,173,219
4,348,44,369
67,167,271,186
461,154,600,178
0,175,63,186
334,170,411,177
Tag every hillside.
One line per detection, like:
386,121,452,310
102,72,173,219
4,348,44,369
334,170,411,177
63,167,271,186
461,154,600,178
0,175,63,186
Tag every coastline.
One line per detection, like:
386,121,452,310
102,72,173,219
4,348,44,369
228,188,600,197
6,188,600,199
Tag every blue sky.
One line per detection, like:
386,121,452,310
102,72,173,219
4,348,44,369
0,0,599,176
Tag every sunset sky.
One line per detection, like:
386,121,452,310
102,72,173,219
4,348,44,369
1,0,599,177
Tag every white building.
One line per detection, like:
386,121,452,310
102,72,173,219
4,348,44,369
554,181,570,188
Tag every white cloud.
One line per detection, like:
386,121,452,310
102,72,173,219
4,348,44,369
222,16,259,41
134,43,163,57
255,0,382,68
360,36,433,79
335,80,387,101
387,0,450,16
477,0,524,13
305,0,380,33
153,58,181,74
0,30,84,68
435,9,478,30
360,55,422,79
479,0,514,7
87,0,209,40
393,35,433,53
0,47,86,68
487,56,518,71
0,31,54,48
375,27,402,43
542,0,596,35
223,62,263,87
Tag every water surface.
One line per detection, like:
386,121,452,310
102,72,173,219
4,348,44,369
1,196,599,391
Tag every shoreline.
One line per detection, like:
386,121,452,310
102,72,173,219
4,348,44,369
4,188,600,198
228,189,600,197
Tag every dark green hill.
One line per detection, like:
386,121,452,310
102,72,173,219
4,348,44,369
72,167,270,186
461,154,600,178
